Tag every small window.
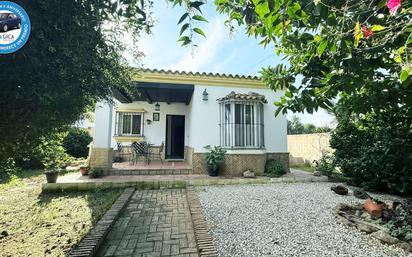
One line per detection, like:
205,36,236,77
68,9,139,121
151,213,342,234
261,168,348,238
115,112,143,136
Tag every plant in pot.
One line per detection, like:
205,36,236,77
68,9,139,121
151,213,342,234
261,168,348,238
43,153,62,183
204,145,226,177
79,159,90,176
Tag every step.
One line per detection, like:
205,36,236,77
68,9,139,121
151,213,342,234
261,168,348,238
106,169,193,176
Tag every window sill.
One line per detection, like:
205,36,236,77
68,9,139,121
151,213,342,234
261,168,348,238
113,136,144,142
223,148,267,155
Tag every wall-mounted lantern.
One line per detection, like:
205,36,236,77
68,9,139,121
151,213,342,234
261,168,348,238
155,102,160,111
202,88,208,101
146,119,152,125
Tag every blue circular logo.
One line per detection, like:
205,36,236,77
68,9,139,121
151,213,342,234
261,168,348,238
0,1,30,54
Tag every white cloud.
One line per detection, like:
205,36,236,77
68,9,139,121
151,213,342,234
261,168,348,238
169,16,228,72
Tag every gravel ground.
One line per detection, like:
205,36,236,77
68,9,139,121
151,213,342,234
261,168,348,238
198,183,411,257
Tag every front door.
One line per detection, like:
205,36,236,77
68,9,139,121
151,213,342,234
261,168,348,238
165,115,185,159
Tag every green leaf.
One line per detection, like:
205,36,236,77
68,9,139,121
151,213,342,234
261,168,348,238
193,27,206,37
178,13,189,25
400,69,409,83
189,1,205,13
317,40,328,56
179,23,189,36
370,25,385,32
192,15,208,22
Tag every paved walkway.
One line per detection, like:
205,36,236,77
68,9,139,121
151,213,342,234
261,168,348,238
96,189,199,257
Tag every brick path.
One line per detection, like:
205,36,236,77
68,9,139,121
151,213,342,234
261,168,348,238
96,189,199,257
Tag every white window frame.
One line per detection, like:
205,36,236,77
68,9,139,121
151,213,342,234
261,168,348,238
115,112,144,137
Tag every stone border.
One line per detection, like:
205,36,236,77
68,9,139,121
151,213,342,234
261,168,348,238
42,176,328,192
68,188,135,257
333,203,412,253
186,187,218,257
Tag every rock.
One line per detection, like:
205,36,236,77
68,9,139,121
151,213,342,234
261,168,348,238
396,242,412,253
371,230,399,245
243,170,255,178
331,185,348,195
357,223,378,234
361,211,370,219
313,171,322,177
353,189,369,199
0,230,8,238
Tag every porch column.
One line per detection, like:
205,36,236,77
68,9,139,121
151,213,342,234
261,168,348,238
89,100,114,169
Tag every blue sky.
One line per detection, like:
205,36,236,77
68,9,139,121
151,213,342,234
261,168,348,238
130,1,335,126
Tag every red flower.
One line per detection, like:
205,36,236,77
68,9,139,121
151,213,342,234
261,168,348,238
387,0,401,15
361,25,373,39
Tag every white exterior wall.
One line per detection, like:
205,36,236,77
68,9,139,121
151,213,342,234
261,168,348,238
110,100,190,147
92,84,287,155
93,101,113,148
189,85,287,153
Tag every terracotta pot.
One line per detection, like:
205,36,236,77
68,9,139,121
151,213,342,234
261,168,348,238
364,198,385,217
79,166,89,176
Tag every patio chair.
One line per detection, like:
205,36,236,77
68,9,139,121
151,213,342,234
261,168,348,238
115,142,132,162
148,142,164,164
130,141,149,165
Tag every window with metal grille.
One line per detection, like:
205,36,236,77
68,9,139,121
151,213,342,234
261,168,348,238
114,112,144,136
219,101,264,149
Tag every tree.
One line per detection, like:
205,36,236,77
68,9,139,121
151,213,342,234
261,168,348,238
287,116,304,134
330,108,412,194
287,115,330,134
172,0,412,116
0,1,153,164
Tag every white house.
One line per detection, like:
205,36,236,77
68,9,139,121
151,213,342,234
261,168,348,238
89,69,289,176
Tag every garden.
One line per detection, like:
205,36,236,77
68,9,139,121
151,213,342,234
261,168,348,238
0,169,122,256
1,0,411,256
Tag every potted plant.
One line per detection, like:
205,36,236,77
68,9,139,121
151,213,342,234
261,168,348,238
79,159,90,176
364,197,385,218
79,166,90,176
45,169,59,183
204,145,226,176
43,152,62,183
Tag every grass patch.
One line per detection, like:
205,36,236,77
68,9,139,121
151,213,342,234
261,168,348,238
0,170,122,256
290,163,317,173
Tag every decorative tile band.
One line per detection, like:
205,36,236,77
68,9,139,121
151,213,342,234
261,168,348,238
186,187,218,257
68,188,135,257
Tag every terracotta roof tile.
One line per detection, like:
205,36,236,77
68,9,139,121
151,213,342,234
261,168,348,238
217,91,268,104
141,68,260,80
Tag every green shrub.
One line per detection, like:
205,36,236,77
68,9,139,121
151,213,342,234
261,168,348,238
15,132,73,170
315,152,335,177
89,168,103,178
63,127,92,158
330,109,412,195
264,159,285,177
204,145,226,170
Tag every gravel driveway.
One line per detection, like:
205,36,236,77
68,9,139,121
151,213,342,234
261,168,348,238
199,183,411,257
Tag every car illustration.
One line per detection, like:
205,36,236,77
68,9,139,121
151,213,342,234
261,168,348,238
0,12,21,32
